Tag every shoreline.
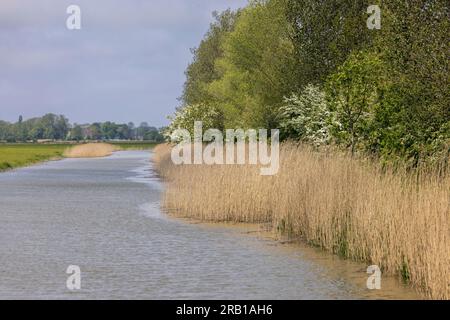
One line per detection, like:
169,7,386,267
152,143,449,300
0,155,65,173
0,150,412,300
0,142,157,173
162,215,422,300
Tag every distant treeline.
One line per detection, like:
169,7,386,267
0,114,165,142
168,0,449,166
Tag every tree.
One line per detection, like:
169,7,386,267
286,0,375,86
127,122,136,140
0,115,159,142
373,0,450,162
87,123,102,140
208,0,297,128
0,121,11,141
101,122,118,140
137,122,149,140
169,0,448,165
54,115,69,140
70,125,84,141
143,128,164,142
326,51,383,154
182,9,240,106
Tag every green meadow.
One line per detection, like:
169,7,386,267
0,144,68,171
0,142,157,171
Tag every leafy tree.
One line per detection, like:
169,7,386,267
143,128,165,142
137,122,149,140
208,0,297,129
0,121,11,141
116,124,131,140
101,122,118,140
70,125,84,141
286,0,375,87
87,123,102,140
373,0,450,162
326,51,383,154
0,115,158,142
182,9,240,106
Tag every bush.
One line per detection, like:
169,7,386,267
164,104,224,141
277,85,330,146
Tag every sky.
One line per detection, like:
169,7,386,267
0,0,247,127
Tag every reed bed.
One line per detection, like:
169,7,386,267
63,143,118,158
153,143,450,299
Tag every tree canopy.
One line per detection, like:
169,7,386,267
0,114,164,143
170,0,449,165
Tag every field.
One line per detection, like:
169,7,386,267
0,142,157,171
153,143,450,299
0,144,69,171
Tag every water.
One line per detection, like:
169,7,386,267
0,151,419,299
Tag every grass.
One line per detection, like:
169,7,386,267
0,141,159,171
0,144,68,171
153,143,450,299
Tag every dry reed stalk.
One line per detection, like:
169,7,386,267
63,143,118,158
153,143,450,299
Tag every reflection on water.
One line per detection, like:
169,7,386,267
0,151,420,299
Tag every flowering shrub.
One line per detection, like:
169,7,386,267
278,85,330,146
164,104,224,141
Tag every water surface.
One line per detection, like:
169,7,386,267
0,151,419,299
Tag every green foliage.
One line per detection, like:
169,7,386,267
182,9,240,106
207,0,297,128
326,51,384,153
374,0,450,163
0,114,163,143
286,0,375,86
0,114,69,142
70,125,84,141
174,0,449,164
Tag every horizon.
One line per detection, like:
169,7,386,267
0,112,164,128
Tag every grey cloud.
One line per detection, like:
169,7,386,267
0,0,247,126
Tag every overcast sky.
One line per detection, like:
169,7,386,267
0,0,247,127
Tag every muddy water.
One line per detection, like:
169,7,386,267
0,151,419,299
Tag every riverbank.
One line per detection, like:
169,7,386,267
0,144,67,171
0,142,157,171
0,150,421,299
63,143,118,158
153,143,450,299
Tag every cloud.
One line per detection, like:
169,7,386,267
0,0,247,126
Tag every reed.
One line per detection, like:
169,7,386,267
63,143,118,158
153,143,450,299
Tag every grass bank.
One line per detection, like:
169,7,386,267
153,143,450,299
0,144,68,171
0,142,158,171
